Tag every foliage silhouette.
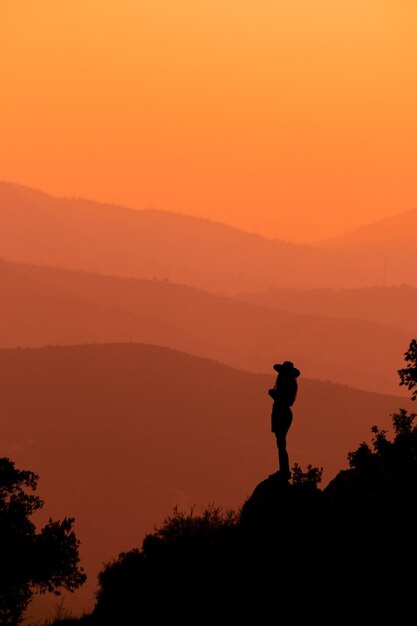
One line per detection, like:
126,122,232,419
0,458,86,625
398,338,417,400
93,506,240,624
88,472,330,623
291,462,323,488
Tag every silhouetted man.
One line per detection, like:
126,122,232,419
268,361,300,481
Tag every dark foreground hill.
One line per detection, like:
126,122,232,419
0,344,410,617
51,408,417,624
0,258,410,394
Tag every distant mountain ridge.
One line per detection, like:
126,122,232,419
320,206,417,247
0,258,411,394
236,285,417,333
0,181,315,291
2,180,416,289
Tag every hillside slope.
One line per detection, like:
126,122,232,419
3,181,415,289
0,259,411,394
0,344,409,614
322,206,417,247
236,285,417,333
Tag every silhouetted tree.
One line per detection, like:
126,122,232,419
93,506,239,624
0,458,86,625
291,462,323,488
398,338,417,400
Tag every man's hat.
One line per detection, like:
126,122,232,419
273,361,300,378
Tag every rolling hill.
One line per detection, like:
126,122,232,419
0,344,410,616
317,208,417,288
0,259,411,394
2,180,416,290
236,285,417,334
321,206,417,247
0,180,328,292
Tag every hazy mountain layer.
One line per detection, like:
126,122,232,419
236,285,417,333
321,206,417,246
2,181,416,290
0,259,411,394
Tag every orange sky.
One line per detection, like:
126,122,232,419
1,0,416,242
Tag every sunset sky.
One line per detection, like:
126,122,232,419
1,0,416,241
